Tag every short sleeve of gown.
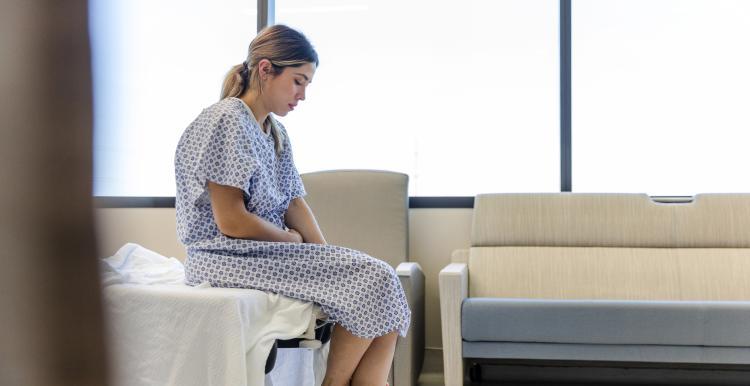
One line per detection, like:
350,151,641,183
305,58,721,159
197,112,258,197
278,123,306,200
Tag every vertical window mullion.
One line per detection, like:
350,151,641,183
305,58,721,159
560,0,572,192
258,0,274,31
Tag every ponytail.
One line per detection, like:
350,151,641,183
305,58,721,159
220,63,248,99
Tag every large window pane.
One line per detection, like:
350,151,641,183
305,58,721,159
90,0,257,196
573,0,750,195
277,0,559,196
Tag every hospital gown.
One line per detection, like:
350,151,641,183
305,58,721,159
174,97,410,338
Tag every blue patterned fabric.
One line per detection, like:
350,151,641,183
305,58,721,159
174,97,410,338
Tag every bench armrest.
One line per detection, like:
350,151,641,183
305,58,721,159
439,262,468,386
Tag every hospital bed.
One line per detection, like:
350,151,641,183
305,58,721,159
102,243,327,386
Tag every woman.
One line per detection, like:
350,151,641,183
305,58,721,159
174,25,410,386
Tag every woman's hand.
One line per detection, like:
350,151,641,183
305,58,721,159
287,228,303,243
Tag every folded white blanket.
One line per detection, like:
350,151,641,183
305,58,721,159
101,243,185,286
101,243,322,386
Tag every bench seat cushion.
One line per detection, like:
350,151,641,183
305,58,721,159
462,298,750,346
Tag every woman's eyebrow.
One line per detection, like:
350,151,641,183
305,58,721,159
294,73,310,82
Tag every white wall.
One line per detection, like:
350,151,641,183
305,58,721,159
95,207,472,349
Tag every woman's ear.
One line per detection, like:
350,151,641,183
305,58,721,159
257,59,273,79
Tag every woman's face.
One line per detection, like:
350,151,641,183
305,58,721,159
264,62,316,117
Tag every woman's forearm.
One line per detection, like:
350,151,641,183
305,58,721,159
285,197,326,244
207,181,301,242
222,210,301,242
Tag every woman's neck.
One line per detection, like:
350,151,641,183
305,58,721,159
239,92,270,132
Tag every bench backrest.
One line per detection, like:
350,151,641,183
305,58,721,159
468,193,750,300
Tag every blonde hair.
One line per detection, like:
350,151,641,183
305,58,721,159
221,25,319,155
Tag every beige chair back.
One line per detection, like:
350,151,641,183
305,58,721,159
301,170,409,268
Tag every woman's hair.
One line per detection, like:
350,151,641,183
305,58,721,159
221,24,319,155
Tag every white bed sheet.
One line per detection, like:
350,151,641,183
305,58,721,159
102,243,325,386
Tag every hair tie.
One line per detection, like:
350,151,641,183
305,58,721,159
240,61,250,86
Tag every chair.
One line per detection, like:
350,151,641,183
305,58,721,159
296,169,426,386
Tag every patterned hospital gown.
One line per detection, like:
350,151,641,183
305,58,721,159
174,97,410,338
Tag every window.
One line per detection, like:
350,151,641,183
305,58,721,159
572,0,750,195
276,0,560,196
90,0,258,196
93,1,750,202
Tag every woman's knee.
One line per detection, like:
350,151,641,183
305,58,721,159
364,255,398,282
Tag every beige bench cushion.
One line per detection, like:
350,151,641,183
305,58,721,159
472,193,750,248
469,246,750,300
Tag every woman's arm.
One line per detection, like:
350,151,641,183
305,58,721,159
284,197,327,244
207,181,302,242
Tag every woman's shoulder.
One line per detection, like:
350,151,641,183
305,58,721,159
187,98,249,132
202,97,246,118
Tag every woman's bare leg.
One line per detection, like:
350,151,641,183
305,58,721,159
322,325,373,386
350,331,398,386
